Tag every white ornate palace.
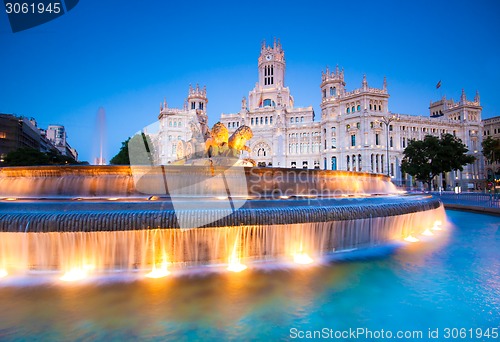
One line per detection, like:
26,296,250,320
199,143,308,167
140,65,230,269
155,40,484,190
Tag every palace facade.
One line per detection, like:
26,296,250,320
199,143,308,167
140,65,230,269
154,40,484,190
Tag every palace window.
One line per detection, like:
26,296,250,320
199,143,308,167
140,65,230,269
390,136,393,147
352,106,355,113
331,138,336,149
346,107,350,114
330,87,334,96
199,102,204,110
301,116,304,122
375,133,380,145
265,117,268,124
251,118,254,125
331,156,337,170
323,89,326,98
351,134,356,147
357,105,361,111
191,102,196,110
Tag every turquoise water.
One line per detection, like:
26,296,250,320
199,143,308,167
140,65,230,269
0,210,498,341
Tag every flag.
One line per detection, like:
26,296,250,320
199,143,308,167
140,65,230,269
258,93,263,107
436,80,441,89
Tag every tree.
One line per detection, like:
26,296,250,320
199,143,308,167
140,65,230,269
110,138,131,165
2,148,79,166
482,136,500,165
401,134,475,190
109,133,156,165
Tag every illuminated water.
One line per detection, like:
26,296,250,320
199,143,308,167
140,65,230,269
0,210,498,341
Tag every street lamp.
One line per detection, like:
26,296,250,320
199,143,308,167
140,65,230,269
376,114,400,177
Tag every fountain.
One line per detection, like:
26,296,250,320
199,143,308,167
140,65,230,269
0,122,446,281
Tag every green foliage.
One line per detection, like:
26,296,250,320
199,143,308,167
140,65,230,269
3,148,78,166
401,134,475,189
110,133,156,165
481,136,500,164
110,138,131,165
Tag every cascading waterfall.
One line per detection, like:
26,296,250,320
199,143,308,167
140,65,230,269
0,165,446,279
0,205,446,274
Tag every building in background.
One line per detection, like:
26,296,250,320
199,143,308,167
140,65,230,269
0,114,78,163
154,40,484,190
46,124,78,161
482,116,500,180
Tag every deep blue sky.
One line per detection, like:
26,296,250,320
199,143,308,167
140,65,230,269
1,0,499,162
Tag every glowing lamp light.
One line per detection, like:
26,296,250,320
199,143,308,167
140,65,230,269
227,261,247,272
293,252,314,264
404,235,420,243
146,262,170,278
216,196,228,200
433,220,443,231
60,268,87,282
422,228,434,236
0,269,8,278
280,196,290,199
107,197,119,201
5,198,17,201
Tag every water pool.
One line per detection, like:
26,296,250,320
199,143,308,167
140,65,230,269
0,210,498,341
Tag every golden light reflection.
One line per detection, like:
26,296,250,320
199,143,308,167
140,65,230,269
421,228,434,236
293,252,314,264
216,196,228,200
107,197,119,201
227,240,247,272
0,269,8,278
432,220,443,231
146,259,170,279
227,259,247,273
5,198,17,201
60,268,87,282
404,235,420,243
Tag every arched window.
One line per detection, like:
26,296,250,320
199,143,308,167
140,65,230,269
168,121,172,127
174,121,177,127
347,107,350,114
357,105,361,111
270,117,273,124
300,116,304,122
358,154,362,171
370,104,373,110
265,117,268,124
263,99,272,107
330,87,334,96
260,117,263,124
290,117,294,123
331,156,337,170
178,121,182,127
351,106,355,113
251,118,254,125
295,117,299,123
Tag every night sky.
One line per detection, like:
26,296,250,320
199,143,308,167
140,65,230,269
1,0,499,162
